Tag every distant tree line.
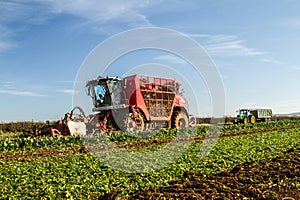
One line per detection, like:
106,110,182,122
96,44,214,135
0,121,47,134
196,115,300,124
271,115,300,121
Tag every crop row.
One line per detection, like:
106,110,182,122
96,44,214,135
1,120,300,152
222,119,300,132
0,136,82,152
1,128,299,199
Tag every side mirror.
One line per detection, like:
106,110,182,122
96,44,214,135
85,86,91,96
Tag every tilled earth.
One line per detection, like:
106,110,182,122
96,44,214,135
115,148,300,200
113,124,300,150
0,146,87,161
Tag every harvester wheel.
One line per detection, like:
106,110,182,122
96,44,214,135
250,115,256,123
243,117,249,125
172,111,189,129
125,112,145,132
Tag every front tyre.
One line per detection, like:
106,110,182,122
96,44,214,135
243,117,249,125
172,111,189,129
250,115,256,123
125,112,145,132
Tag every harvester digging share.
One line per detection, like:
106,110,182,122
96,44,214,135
34,74,196,136
34,106,88,136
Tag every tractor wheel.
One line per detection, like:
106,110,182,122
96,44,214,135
243,117,249,125
250,115,256,124
172,111,189,129
125,112,145,132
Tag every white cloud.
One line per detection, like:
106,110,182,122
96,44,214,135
0,1,45,53
0,1,30,22
0,0,157,53
56,80,75,84
188,33,238,43
45,0,154,28
58,89,79,95
56,80,85,84
260,58,281,64
0,25,16,53
0,81,46,97
0,89,45,97
0,39,16,53
2,81,15,90
206,40,267,56
188,33,267,57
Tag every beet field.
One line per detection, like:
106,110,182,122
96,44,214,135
1,120,300,199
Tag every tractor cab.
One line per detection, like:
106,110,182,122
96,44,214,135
237,109,250,118
86,76,127,111
234,109,251,124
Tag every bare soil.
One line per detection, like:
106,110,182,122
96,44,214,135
120,148,300,200
115,124,300,150
0,145,87,162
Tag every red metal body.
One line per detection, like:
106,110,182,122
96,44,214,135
85,74,192,132
124,74,188,121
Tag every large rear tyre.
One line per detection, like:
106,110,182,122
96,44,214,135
172,111,189,129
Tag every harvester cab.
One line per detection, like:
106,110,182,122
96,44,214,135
86,76,127,110
85,76,131,133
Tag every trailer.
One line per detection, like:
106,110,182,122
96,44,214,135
234,108,272,124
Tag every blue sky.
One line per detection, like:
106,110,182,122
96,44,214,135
0,0,300,121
